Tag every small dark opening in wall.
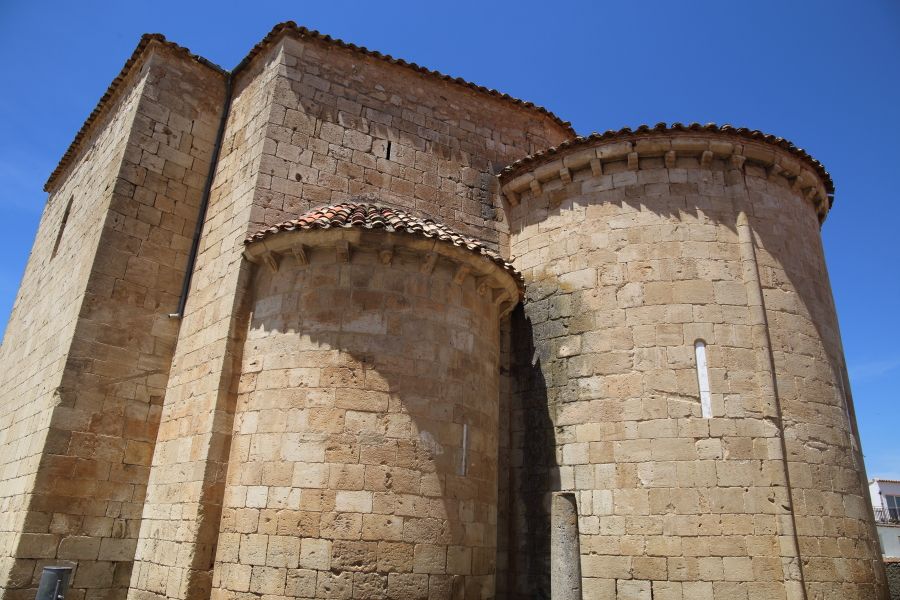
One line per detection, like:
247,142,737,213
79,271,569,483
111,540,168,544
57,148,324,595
386,141,392,160
294,173,302,182
51,195,74,259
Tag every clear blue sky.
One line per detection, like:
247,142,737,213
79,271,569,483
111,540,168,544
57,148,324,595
1,1,898,476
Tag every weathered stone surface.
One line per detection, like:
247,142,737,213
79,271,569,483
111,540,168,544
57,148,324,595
0,23,884,600
502,134,886,599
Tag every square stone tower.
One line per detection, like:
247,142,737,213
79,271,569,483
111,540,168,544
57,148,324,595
0,23,571,600
0,36,227,600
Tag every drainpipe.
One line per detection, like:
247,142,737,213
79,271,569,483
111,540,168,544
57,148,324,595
168,74,233,319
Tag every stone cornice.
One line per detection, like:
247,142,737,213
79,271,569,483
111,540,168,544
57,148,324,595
243,227,522,318
499,124,833,223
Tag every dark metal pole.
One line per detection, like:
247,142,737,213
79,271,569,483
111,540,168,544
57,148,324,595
35,566,72,600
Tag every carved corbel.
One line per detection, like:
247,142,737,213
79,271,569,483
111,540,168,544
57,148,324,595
664,150,677,169
420,252,438,274
627,152,639,171
292,244,308,266
453,265,470,285
378,245,394,265
476,277,491,297
336,240,351,263
263,252,280,273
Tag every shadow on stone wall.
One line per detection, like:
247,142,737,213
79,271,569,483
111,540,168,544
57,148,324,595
504,163,886,594
507,304,559,599
222,253,505,598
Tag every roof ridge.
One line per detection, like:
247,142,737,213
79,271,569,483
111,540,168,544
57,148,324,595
44,34,226,192
45,23,575,192
232,21,573,134
499,122,834,195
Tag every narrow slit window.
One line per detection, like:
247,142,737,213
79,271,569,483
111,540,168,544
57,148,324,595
458,423,468,476
385,141,392,160
694,339,712,418
51,195,74,258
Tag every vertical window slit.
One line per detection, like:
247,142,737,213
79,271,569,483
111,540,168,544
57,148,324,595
385,141,392,160
51,196,74,258
694,339,712,418
458,423,468,476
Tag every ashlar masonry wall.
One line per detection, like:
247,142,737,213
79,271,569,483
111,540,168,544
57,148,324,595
0,43,225,600
129,30,569,600
500,132,886,600
253,34,571,249
212,226,518,599
0,58,147,600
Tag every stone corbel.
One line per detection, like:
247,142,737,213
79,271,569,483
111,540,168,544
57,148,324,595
263,252,280,273
453,265,470,285
420,252,438,274
664,150,677,169
475,277,491,296
336,240,351,263
627,152,639,171
292,244,308,266
378,244,394,265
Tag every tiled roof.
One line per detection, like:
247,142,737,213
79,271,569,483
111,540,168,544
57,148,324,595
44,34,226,192
46,23,574,192
499,122,834,196
244,202,524,292
234,22,574,136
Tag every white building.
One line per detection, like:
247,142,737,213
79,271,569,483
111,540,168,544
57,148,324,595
870,478,900,557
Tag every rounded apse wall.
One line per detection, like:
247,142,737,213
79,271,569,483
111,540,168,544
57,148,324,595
211,205,521,600
499,127,886,600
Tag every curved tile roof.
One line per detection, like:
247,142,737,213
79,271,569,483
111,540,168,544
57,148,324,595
244,202,524,292
499,122,834,195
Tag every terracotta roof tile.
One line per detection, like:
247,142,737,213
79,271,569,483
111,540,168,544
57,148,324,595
46,23,574,192
499,122,834,197
234,22,574,136
44,34,226,192
245,202,524,293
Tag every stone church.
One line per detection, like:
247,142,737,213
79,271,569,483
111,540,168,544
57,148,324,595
0,21,887,600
